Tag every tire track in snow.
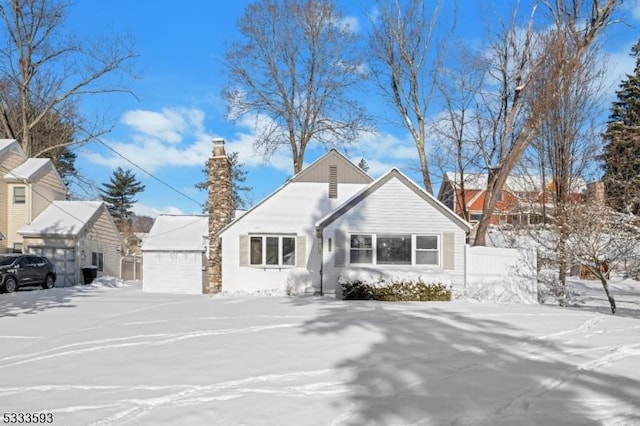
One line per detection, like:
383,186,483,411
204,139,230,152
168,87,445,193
0,323,300,369
496,342,640,417
70,369,345,426
536,315,606,340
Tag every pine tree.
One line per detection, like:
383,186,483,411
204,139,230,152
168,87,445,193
99,167,145,229
195,151,252,212
357,158,369,173
602,40,640,215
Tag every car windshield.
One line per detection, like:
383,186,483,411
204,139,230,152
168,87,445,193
0,256,17,266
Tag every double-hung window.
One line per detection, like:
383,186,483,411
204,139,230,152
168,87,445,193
13,186,26,204
92,252,104,271
349,234,373,264
415,235,439,265
250,235,296,266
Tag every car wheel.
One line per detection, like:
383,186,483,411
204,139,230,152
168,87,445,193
3,277,17,293
42,275,55,290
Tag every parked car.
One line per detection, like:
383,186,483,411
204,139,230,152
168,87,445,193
0,254,56,293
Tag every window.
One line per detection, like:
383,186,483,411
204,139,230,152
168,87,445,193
13,186,25,204
415,236,439,265
91,252,104,271
470,213,483,222
249,236,296,267
376,235,411,265
350,234,373,264
12,243,23,253
496,191,503,202
348,233,442,266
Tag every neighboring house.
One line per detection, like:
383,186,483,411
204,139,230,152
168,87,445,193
0,139,29,251
1,147,67,252
18,201,124,286
142,215,208,295
216,148,471,296
438,172,586,226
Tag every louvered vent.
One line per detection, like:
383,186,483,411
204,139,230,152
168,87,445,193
329,166,338,198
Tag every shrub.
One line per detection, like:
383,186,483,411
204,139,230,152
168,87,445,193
341,278,451,301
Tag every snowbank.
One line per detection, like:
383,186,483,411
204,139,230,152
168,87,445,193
338,267,452,286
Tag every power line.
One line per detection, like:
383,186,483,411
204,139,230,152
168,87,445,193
92,137,205,209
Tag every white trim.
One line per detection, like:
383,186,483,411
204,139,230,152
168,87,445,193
346,232,442,267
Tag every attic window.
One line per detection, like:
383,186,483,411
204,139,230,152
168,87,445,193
329,166,337,198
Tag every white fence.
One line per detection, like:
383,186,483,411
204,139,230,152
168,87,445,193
464,245,538,304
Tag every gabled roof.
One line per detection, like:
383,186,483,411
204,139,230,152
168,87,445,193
291,149,372,184
0,139,25,158
142,215,208,251
4,158,55,182
218,149,373,236
18,201,104,237
317,169,472,232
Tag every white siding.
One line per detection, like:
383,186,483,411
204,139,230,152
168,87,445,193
221,182,366,293
143,251,205,295
321,177,467,295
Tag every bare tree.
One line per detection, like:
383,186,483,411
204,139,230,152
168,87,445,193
522,34,606,292
432,46,484,221
0,0,136,159
565,202,640,314
224,0,370,174
472,0,619,246
368,0,455,194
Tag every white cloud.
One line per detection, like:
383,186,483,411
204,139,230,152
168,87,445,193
340,16,360,33
133,203,185,218
121,108,203,144
604,43,637,93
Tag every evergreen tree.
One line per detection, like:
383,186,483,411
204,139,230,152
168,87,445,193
357,158,370,173
195,151,252,212
99,167,145,229
602,40,640,215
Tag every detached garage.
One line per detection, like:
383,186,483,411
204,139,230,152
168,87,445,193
18,201,124,286
142,215,208,295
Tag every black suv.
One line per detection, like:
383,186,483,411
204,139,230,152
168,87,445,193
0,254,56,293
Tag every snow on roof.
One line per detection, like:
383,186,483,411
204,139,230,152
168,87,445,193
142,215,208,251
18,201,103,237
0,139,21,155
444,172,586,193
4,158,51,182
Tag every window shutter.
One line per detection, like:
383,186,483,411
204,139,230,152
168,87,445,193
334,230,345,267
239,235,248,266
443,232,455,270
296,236,306,267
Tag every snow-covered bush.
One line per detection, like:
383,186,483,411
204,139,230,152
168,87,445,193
339,269,452,301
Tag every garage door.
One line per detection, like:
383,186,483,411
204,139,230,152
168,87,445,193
30,247,76,287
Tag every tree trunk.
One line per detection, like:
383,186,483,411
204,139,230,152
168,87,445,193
599,275,617,315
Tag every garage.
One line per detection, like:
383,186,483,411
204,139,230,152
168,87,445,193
30,246,76,287
142,215,208,295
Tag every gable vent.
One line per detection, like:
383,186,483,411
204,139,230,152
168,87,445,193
329,166,338,198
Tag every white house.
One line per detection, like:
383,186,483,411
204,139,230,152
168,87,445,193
18,201,124,286
142,215,208,295
217,149,471,296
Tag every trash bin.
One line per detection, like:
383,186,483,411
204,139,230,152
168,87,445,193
81,265,98,285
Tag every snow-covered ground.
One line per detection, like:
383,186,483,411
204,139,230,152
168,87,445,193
1,278,640,425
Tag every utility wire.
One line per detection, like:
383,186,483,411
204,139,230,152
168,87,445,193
92,137,205,209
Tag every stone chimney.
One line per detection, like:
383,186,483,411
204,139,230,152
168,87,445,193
206,138,234,294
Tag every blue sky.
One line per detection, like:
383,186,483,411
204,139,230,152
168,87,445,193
64,1,640,217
